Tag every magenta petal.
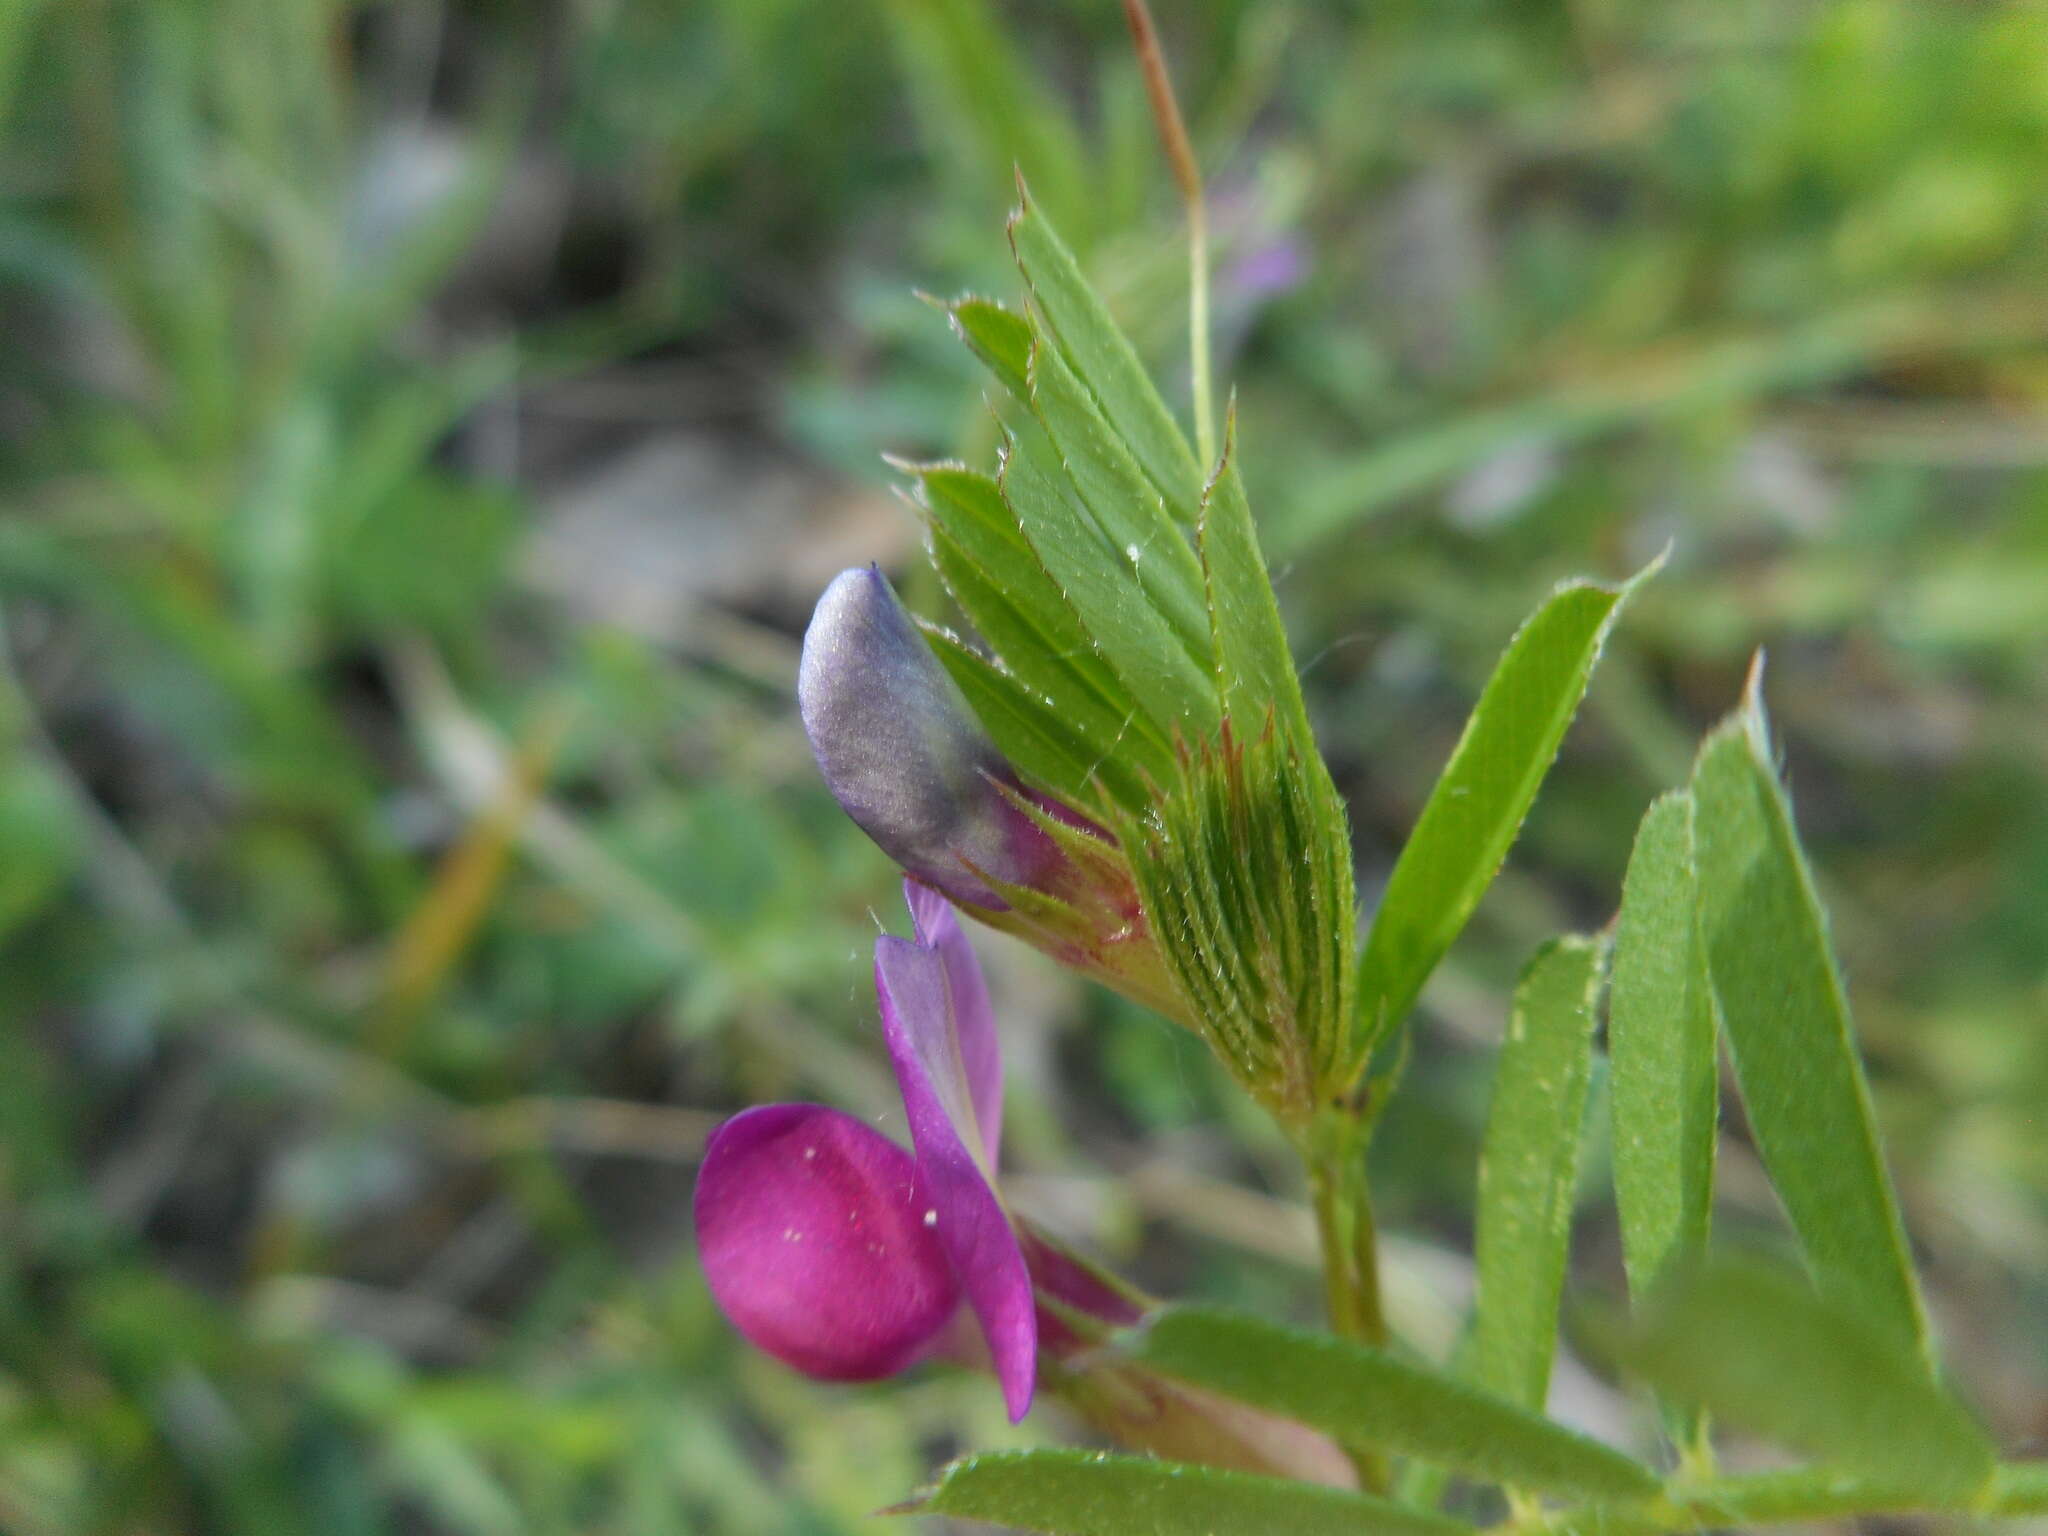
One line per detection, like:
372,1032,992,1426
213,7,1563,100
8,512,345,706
875,934,1037,1422
798,566,1049,910
694,1104,959,1382
903,879,1003,1165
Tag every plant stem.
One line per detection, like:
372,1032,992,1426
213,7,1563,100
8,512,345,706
1305,1108,1387,1348
1122,0,1216,469
1303,1107,1391,1494
1497,1463,2048,1535
1188,195,1215,470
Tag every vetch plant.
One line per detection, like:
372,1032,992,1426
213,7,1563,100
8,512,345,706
696,5,2048,1530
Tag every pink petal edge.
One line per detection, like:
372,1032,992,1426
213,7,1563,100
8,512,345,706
875,933,1037,1422
903,878,1003,1166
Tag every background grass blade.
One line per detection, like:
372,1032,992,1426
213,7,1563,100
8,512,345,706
899,1450,1476,1536
1351,564,1653,1057
1690,669,1929,1360
1627,1256,1994,1500
1609,789,1718,1301
1265,297,2020,559
1118,1307,1660,1499
1472,935,1604,1413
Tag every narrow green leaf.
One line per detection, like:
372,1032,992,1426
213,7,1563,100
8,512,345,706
1197,414,1313,743
1628,1257,1993,1500
1689,672,1928,1359
1539,1463,2048,1533
1353,563,1656,1055
998,428,1220,747
1025,333,1213,663
1268,301,1947,559
1990,1462,2048,1515
1473,935,1604,1414
947,295,1034,401
1009,191,1205,518
880,0,1094,241
1609,789,1717,1302
917,463,1176,796
901,1450,1475,1536
922,624,1137,809
1119,1308,1660,1500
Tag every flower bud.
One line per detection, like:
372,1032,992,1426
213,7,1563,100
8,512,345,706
799,566,1058,910
695,1104,957,1382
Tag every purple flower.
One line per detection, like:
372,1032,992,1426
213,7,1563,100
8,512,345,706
694,882,1037,1420
691,1103,957,1382
798,566,1061,911
696,889,1361,1485
1223,237,1308,305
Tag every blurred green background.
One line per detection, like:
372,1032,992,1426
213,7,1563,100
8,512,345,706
3,0,2047,1530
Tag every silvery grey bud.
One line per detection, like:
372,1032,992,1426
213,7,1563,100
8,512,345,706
799,566,1051,908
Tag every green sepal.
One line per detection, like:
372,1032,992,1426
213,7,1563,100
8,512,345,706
1116,724,1358,1121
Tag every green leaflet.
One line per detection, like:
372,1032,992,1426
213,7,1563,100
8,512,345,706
1353,562,1655,1060
899,1451,1474,1536
922,625,1135,810
916,462,1176,800
947,295,1035,401
1117,1308,1660,1500
1008,189,1205,519
1690,674,1929,1360
1628,1256,1994,1501
1609,790,1718,1303
1197,415,1315,746
1023,333,1215,665
932,201,1315,789
997,421,1219,748
1472,935,1604,1415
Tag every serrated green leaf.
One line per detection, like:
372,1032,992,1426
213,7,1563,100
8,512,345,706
917,464,1175,797
948,295,1034,401
1197,416,1313,744
1008,192,1205,518
1610,790,1717,1303
1473,935,1604,1414
998,427,1219,746
1024,333,1212,663
1353,564,1655,1056
1628,1256,1993,1499
1690,678,1928,1359
922,625,1129,808
1118,1308,1660,1500
901,1450,1475,1536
